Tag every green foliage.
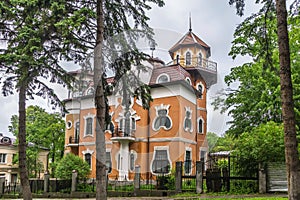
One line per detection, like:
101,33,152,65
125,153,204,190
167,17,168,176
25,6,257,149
8,105,65,177
207,132,235,153
213,4,300,137
232,121,285,175
55,153,90,179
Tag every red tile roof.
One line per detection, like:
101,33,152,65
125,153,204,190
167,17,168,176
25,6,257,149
169,31,211,57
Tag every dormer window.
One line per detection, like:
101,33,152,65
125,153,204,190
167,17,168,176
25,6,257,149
186,52,191,65
156,74,170,83
185,77,192,85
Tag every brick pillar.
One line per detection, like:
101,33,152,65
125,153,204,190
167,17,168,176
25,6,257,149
43,172,50,193
175,161,182,193
0,177,5,194
134,165,140,191
196,161,203,194
259,163,267,194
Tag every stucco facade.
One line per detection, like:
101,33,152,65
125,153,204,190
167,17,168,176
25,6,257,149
64,28,217,180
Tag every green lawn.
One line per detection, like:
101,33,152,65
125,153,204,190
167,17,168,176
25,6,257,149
187,197,287,200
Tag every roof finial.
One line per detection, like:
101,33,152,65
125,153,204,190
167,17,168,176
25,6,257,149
189,13,192,32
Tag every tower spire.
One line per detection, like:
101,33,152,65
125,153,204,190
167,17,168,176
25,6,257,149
189,13,192,32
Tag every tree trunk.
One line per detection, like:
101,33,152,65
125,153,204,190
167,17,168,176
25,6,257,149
94,0,107,199
18,82,32,200
275,0,300,199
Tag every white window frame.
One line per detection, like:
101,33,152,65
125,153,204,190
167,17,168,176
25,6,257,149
83,113,95,137
82,149,94,169
197,117,204,134
0,153,7,164
151,146,172,175
152,104,172,131
184,147,192,175
185,77,192,85
129,150,137,172
183,107,193,133
156,73,170,84
185,51,192,65
196,82,204,99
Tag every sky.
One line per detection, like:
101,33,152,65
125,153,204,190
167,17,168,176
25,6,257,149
0,0,261,136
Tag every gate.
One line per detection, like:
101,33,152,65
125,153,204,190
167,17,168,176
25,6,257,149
266,162,287,192
205,152,258,193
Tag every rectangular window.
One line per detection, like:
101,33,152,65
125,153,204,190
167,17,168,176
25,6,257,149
85,118,93,135
184,151,192,174
0,153,7,164
152,150,170,173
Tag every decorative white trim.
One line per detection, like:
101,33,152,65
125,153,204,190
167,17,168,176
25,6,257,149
185,77,192,85
82,148,94,169
152,104,173,131
196,82,205,99
151,84,197,104
156,73,170,83
134,137,197,145
183,106,193,133
150,146,172,175
82,148,94,155
129,150,137,172
66,120,72,130
83,113,95,137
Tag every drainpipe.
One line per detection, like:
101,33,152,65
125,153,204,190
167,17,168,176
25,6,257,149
146,105,151,184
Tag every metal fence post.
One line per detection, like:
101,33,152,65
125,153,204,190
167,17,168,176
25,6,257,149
175,161,182,193
196,161,203,194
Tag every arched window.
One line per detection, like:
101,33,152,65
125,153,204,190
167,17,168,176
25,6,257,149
86,87,94,95
75,121,80,143
197,83,203,99
85,118,93,136
198,118,203,134
176,55,180,64
186,52,191,65
157,74,170,83
184,108,193,132
185,77,192,85
198,53,203,66
85,153,92,167
130,153,135,171
106,152,112,173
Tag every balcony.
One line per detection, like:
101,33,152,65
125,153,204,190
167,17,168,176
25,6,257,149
111,127,135,142
68,136,79,146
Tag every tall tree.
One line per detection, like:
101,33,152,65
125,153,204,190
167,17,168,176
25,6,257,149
228,0,300,198
0,2,86,199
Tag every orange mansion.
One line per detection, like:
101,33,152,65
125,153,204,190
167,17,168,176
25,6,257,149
64,27,217,180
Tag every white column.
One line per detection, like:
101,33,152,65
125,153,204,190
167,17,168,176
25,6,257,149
119,141,129,181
